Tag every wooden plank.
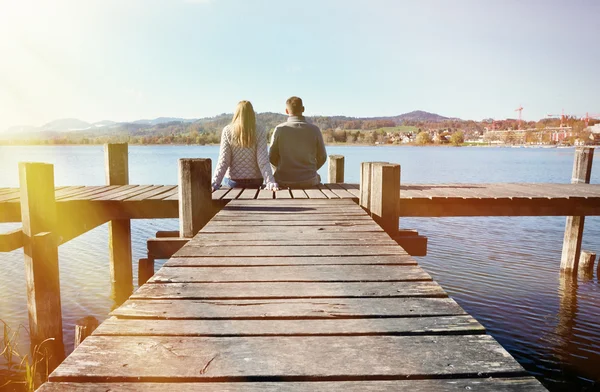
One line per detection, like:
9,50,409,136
95,185,156,201
133,281,446,299
291,189,308,199
165,255,416,267
257,189,274,200
211,187,231,200
58,185,121,201
0,228,24,252
174,245,409,257
78,185,139,200
340,183,360,197
229,199,357,205
151,265,430,282
304,188,328,199
49,334,524,381
54,186,87,198
124,185,177,201
204,220,380,227
212,214,372,221
38,378,548,391
274,189,292,199
158,187,180,200
223,188,243,200
325,183,358,199
0,189,24,202
318,184,340,199
189,231,395,242
199,224,384,233
186,238,398,247
219,205,364,213
147,237,190,259
114,297,463,319
95,315,483,337
238,188,259,199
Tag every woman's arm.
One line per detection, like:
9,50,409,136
256,127,276,188
211,126,232,190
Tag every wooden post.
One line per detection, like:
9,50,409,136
138,258,155,286
74,316,99,349
360,161,387,210
179,158,212,238
370,162,401,234
18,162,65,371
105,143,133,303
579,251,595,278
560,147,594,273
328,155,345,183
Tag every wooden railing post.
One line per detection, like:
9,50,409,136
179,158,212,238
360,161,387,210
74,316,99,349
138,258,155,286
18,162,65,371
370,162,401,234
560,147,594,273
105,143,133,303
328,155,345,183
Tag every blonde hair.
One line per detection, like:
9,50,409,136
230,100,256,148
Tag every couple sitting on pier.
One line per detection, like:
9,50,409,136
211,96,327,191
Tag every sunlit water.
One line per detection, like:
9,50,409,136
1,145,599,391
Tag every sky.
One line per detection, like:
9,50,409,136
1,0,599,130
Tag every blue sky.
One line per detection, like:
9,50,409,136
1,0,599,129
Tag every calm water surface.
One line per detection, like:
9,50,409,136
1,145,599,391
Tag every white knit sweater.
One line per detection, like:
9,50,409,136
211,125,275,188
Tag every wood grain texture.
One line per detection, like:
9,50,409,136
95,315,483,337
112,297,460,319
151,265,430,283
49,335,523,381
38,378,548,391
174,245,408,257
165,255,416,266
132,281,446,299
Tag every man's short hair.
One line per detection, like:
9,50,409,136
286,96,304,115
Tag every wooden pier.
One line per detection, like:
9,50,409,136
2,145,598,391
38,198,545,391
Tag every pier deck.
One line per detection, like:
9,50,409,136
39,198,545,391
2,182,600,225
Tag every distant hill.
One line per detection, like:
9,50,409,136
42,118,92,132
0,110,454,141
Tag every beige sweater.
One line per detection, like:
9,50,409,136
211,125,275,188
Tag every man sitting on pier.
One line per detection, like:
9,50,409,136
269,96,327,188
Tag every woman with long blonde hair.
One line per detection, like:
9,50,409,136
211,100,278,191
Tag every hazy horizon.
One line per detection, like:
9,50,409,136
1,0,599,130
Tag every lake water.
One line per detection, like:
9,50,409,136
1,145,600,391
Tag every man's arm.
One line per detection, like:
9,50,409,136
315,127,327,169
269,127,280,166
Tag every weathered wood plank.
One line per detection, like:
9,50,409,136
38,378,548,392
325,183,358,199
95,185,156,201
204,220,380,227
211,187,231,200
318,184,340,199
189,231,393,242
257,189,274,200
238,188,259,199
49,335,524,381
95,315,483,337
186,238,398,247
291,189,309,199
222,188,243,200
81,185,138,200
151,265,430,282
0,228,24,252
165,255,416,266
304,188,328,199
113,297,463,319
133,281,446,299
57,185,120,201
212,214,371,221
174,245,408,257
274,189,292,199
199,224,385,233
124,185,177,201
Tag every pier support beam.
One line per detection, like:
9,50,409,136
105,143,133,304
560,147,594,273
19,162,65,372
179,158,212,238
328,155,345,184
